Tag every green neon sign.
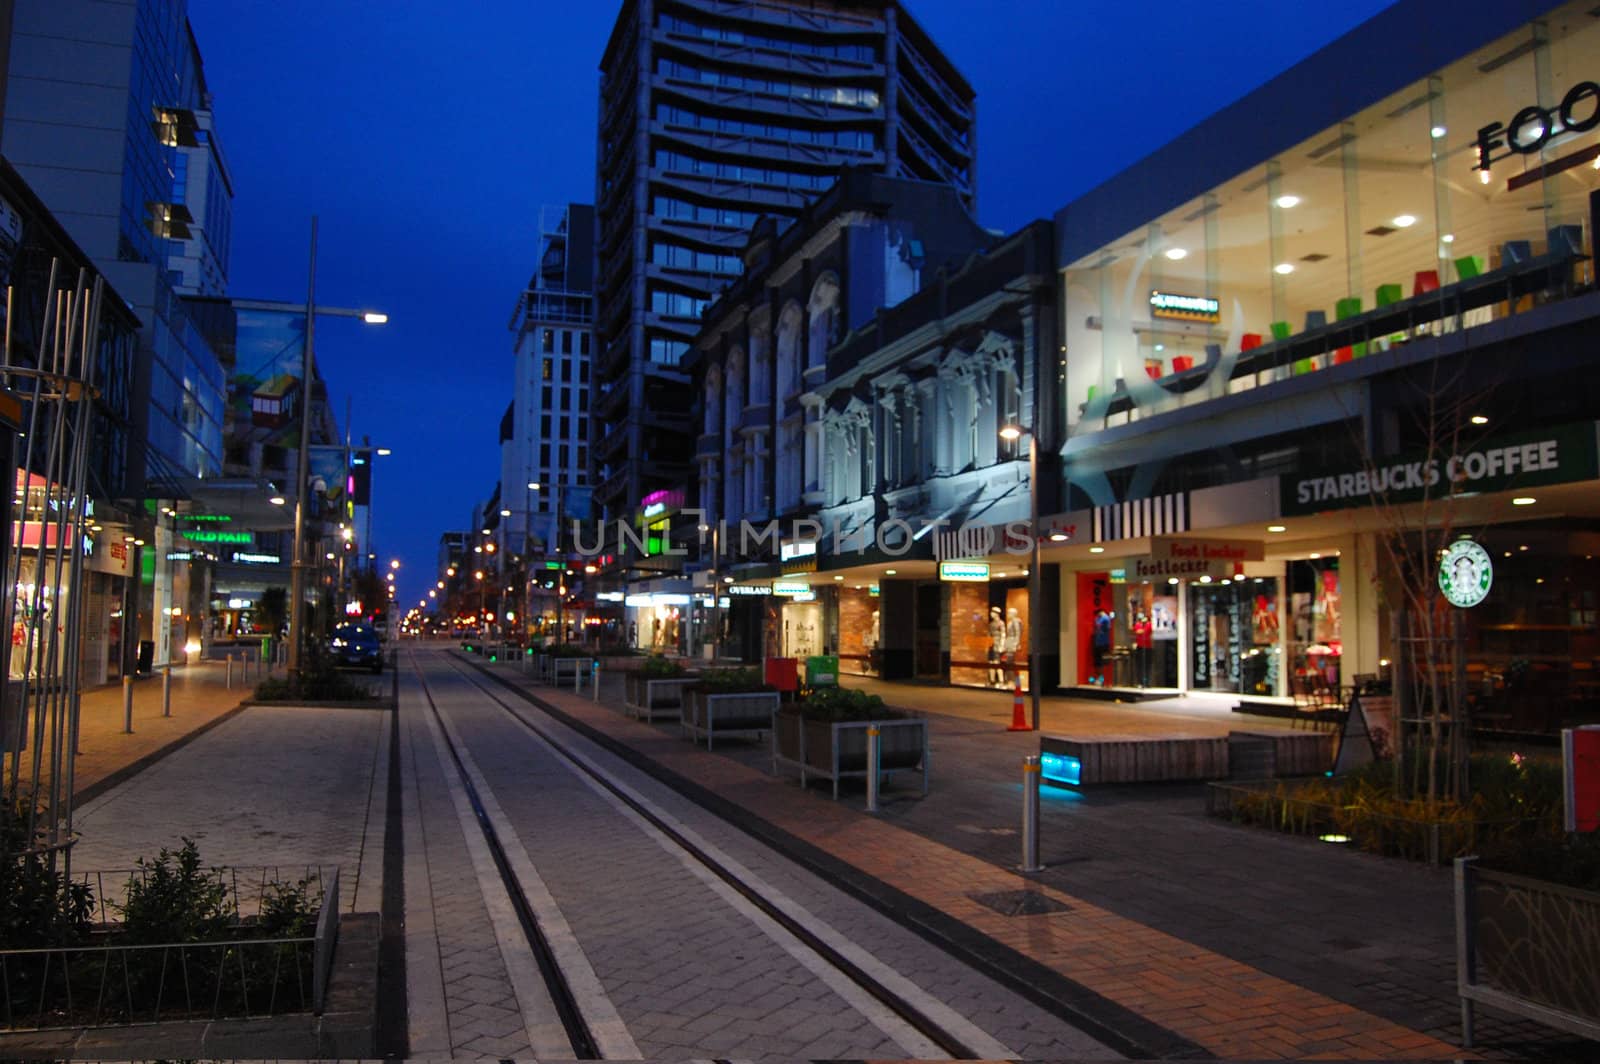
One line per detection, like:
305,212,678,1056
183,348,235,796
180,529,252,544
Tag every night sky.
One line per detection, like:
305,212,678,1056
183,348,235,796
185,0,1391,609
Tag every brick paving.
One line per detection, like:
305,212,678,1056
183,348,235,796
488,658,1539,1062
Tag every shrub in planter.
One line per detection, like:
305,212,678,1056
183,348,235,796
1,796,94,949
795,686,890,722
701,667,767,694
640,653,685,678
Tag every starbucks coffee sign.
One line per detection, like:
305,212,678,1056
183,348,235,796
1439,540,1493,609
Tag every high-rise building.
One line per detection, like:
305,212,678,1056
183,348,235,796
1,0,233,672
593,0,976,535
508,204,595,553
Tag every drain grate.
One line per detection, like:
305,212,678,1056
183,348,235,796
970,889,1072,917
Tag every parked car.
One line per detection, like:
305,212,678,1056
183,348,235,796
330,622,383,673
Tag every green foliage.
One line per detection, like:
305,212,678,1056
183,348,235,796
796,686,891,722
1218,751,1566,863
0,794,94,948
641,653,685,678
701,667,767,693
117,838,235,945
257,877,321,938
253,644,380,702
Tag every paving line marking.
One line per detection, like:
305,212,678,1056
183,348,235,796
419,689,583,1059
496,690,1017,1061
351,706,389,913
399,681,452,1056
540,684,1465,1061
428,685,641,1060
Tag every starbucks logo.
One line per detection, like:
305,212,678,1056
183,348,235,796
1438,540,1493,608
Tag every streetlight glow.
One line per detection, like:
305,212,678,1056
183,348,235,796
362,311,389,324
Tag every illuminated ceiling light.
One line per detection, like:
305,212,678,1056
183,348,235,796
1519,545,1529,552
1274,194,1300,209
1199,574,1212,583
90,524,103,532
1391,214,1417,228
1430,125,1447,138
1049,531,1068,542
1479,169,1491,185
1163,247,1188,260
1267,525,1287,533
884,569,897,576
376,447,391,455
1470,415,1488,425
1512,497,1536,506
1441,233,1455,243
1274,263,1295,275
500,509,511,517
1167,577,1179,585
1089,546,1105,554
833,575,843,580
998,424,1023,441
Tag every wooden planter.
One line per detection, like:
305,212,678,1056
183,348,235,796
771,710,928,799
681,689,779,750
624,675,697,721
1455,856,1600,1046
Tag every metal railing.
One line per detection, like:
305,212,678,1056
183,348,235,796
0,867,339,1030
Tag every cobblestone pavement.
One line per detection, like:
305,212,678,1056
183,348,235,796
405,649,1115,1061
70,702,386,913
459,651,1589,1062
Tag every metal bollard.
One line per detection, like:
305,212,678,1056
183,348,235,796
866,725,881,813
122,676,134,734
226,653,234,690
162,665,172,717
592,659,600,703
1021,755,1043,872
574,660,582,695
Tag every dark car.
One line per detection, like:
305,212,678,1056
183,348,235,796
330,622,383,673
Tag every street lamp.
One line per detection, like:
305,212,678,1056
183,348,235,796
249,217,389,678
1000,419,1042,732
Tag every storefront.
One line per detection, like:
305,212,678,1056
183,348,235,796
80,536,134,686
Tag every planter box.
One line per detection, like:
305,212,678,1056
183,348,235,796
771,710,928,799
681,689,779,750
1456,856,1600,1046
624,675,697,721
1042,730,1333,787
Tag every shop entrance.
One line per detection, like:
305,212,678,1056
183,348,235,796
1189,578,1281,695
914,583,944,679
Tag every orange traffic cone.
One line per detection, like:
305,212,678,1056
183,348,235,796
1007,679,1031,731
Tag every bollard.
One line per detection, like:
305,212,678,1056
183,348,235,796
162,665,172,717
226,653,234,690
1021,755,1043,872
592,659,600,703
122,675,134,734
574,659,582,695
866,725,881,813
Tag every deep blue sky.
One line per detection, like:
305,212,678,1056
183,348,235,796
186,0,1392,609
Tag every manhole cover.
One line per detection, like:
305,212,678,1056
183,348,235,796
970,889,1072,916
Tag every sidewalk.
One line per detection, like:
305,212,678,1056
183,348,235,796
477,655,1587,1061
62,657,263,804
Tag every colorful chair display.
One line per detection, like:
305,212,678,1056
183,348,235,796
1171,355,1195,373
1304,309,1327,330
1502,240,1532,265
1204,343,1222,366
1413,270,1440,296
1334,296,1363,361
1240,332,1263,352
1375,283,1402,307
1144,358,1163,380
1548,224,1584,255
1455,254,1485,280
1270,321,1292,341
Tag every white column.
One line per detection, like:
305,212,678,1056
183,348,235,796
153,514,173,667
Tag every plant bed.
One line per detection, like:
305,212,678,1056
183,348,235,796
623,656,697,720
0,839,338,1031
1205,754,1563,864
682,668,777,750
771,688,928,799
1455,831,1600,1046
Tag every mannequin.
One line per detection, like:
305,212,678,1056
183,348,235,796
868,609,881,675
1091,609,1113,685
986,606,1005,686
1005,607,1024,685
1132,609,1153,687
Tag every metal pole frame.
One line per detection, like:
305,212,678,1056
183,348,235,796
287,218,318,678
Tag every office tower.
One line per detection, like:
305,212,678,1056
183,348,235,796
593,0,976,534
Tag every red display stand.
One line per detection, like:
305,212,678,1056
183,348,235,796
764,656,799,694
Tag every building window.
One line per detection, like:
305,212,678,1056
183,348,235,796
561,331,573,354
561,359,572,383
542,329,554,353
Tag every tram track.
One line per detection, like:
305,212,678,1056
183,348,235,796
409,648,1014,1060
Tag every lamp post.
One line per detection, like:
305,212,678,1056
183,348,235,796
1000,422,1043,732
242,218,388,678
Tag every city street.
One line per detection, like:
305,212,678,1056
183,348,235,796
8,642,1592,1060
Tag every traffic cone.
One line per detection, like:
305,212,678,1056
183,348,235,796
1007,679,1031,731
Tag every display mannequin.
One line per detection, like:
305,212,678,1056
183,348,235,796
1005,607,1024,685
868,609,881,675
986,606,1005,686
1132,610,1153,686
1091,609,1113,685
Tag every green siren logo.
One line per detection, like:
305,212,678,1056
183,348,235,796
1438,540,1493,609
